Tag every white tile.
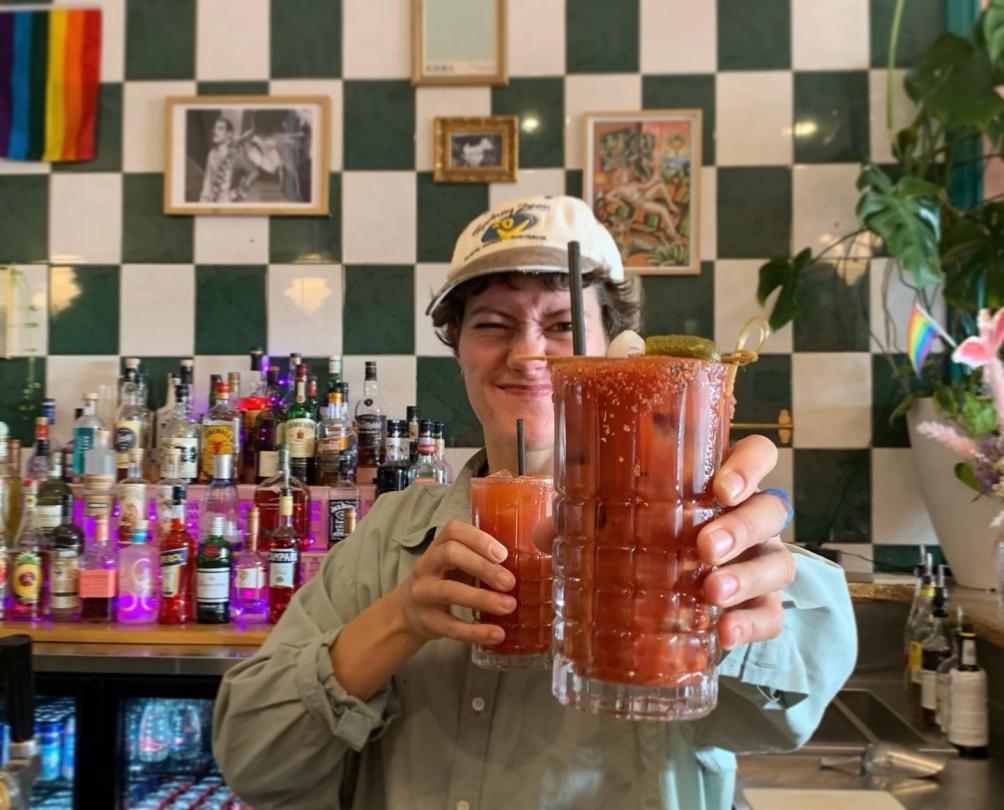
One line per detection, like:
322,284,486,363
0,159,49,175
488,168,565,210
123,81,196,173
869,257,947,355
792,353,872,448
699,166,716,261
120,265,195,356
716,72,793,166
714,259,793,354
564,74,643,170
192,355,247,416
342,355,417,420
49,174,122,264
871,448,939,547
45,356,121,447
792,0,869,70
343,0,411,78
508,0,565,76
268,79,343,171
792,164,870,257
640,0,716,74
415,263,453,356
197,0,270,80
869,69,917,165
415,87,492,172
341,172,417,263
194,217,270,264
8,265,48,358
827,544,875,574
267,264,344,357
95,0,126,82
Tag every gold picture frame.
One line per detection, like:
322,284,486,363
434,116,518,183
584,109,703,275
412,0,508,86
163,95,330,216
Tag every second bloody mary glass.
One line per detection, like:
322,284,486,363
550,353,733,720
471,474,554,670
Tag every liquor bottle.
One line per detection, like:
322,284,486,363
0,432,20,541
307,377,319,417
197,514,233,624
406,406,420,464
118,521,159,624
409,420,439,485
281,352,302,408
72,393,103,478
41,397,60,455
49,492,83,622
37,454,73,537
903,546,930,657
61,407,82,485
159,485,196,625
83,429,117,521
9,481,46,621
26,415,51,481
936,610,965,733
207,374,223,411
354,361,385,486
80,515,117,622
919,569,951,726
200,379,240,483
327,456,359,548
327,356,343,399
179,358,195,401
155,448,186,546
433,421,453,485
154,373,180,462
116,449,149,546
254,445,311,540
228,371,243,407
316,385,358,485
119,357,141,405
904,553,935,706
200,453,240,551
115,371,151,480
283,364,317,484
239,348,269,484
375,420,411,498
232,507,267,621
266,489,302,624
160,383,199,484
948,627,989,758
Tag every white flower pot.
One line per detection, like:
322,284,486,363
907,398,1002,590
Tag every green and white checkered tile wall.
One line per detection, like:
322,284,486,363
0,0,959,572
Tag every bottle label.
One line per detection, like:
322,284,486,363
235,566,264,590
118,483,147,530
269,548,299,588
79,568,116,599
285,418,317,459
949,670,989,747
114,420,142,468
156,484,187,531
165,438,198,480
328,498,358,544
72,426,95,475
160,547,189,597
197,569,230,603
0,555,7,595
908,641,923,682
50,552,80,609
385,436,407,459
356,415,383,448
920,669,937,710
13,553,41,605
201,424,235,478
257,450,278,479
37,504,64,530
317,435,349,463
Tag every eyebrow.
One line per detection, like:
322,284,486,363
466,305,574,320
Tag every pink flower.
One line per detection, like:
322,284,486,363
952,308,1004,369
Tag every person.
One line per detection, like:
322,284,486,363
199,116,238,203
213,195,856,810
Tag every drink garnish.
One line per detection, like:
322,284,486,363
644,335,721,361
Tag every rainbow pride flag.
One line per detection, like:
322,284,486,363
0,7,101,162
906,303,955,377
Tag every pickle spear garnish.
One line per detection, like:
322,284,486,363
644,335,721,361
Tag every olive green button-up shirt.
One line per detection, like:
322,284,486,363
213,452,857,810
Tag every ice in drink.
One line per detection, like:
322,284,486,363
471,474,554,670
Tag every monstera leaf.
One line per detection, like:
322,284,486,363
756,248,812,331
856,163,943,289
941,204,1004,311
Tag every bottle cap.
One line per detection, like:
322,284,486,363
365,361,377,380
212,453,234,481
249,347,264,371
210,514,226,537
406,405,420,421
133,521,149,543
172,484,186,503
418,419,434,436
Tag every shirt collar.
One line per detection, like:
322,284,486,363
397,449,488,548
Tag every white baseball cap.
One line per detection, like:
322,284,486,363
425,194,624,317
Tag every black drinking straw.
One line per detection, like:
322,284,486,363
516,417,526,476
567,240,586,356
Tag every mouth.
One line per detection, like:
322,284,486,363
496,383,553,400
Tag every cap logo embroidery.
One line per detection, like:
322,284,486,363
481,211,537,243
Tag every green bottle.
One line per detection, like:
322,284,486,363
196,514,232,624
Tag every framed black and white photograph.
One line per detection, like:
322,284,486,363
412,0,507,86
434,116,517,183
164,95,330,216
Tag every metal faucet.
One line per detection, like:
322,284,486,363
0,635,38,810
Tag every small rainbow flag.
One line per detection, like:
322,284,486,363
0,7,102,162
906,303,956,377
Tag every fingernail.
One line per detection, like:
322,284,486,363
717,574,738,600
730,623,745,646
490,542,508,561
490,628,505,642
709,529,734,562
720,471,744,501
497,571,515,589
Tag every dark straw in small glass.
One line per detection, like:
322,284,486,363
516,417,526,476
567,240,586,356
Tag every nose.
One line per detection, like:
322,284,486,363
507,325,549,375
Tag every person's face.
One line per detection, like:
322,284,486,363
212,120,230,144
455,275,608,453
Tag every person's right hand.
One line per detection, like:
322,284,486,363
397,518,517,646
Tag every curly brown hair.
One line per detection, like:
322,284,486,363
431,269,642,351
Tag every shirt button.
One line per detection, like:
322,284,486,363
471,697,486,713
457,802,470,810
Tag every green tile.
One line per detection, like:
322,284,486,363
729,354,792,447
125,0,195,80
121,174,194,263
417,357,483,448
566,0,639,73
271,0,341,78
124,356,190,412
794,71,870,164
718,0,790,70
641,261,714,338
416,172,489,262
870,0,945,68
792,260,869,352
794,449,871,543
492,78,564,168
642,74,716,164
0,176,47,262
195,266,267,355
48,265,120,355
197,82,270,96
871,543,946,574
269,173,342,263
53,83,122,173
716,167,791,259
872,353,943,448
565,169,583,199
343,265,415,354
0,357,46,446
342,81,415,170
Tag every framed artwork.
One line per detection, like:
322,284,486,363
434,116,518,183
413,0,507,86
584,110,702,274
0,266,10,358
163,95,330,216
